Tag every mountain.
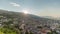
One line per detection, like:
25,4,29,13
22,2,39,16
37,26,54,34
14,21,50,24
0,9,60,34
42,16,60,21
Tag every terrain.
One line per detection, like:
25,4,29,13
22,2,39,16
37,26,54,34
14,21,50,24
0,9,60,34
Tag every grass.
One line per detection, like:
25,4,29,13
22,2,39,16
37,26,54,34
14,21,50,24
0,27,17,34
0,31,4,34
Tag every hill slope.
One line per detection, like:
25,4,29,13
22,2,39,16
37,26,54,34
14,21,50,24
0,10,60,34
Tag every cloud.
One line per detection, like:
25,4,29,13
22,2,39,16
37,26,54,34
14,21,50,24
10,2,20,7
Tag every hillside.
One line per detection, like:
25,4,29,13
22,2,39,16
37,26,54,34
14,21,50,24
0,10,60,34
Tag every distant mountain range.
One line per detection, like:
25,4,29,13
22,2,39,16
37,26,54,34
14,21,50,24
41,16,60,20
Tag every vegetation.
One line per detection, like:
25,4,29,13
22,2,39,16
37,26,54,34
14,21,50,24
0,27,17,34
0,19,33,34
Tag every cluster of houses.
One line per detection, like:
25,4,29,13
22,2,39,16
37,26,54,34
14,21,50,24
0,15,60,34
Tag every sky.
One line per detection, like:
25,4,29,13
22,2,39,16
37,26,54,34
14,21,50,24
0,0,60,17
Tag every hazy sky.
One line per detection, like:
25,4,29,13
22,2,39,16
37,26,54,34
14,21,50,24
0,0,60,17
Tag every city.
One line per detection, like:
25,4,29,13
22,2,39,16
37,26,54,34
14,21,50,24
0,0,60,34
0,10,60,34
